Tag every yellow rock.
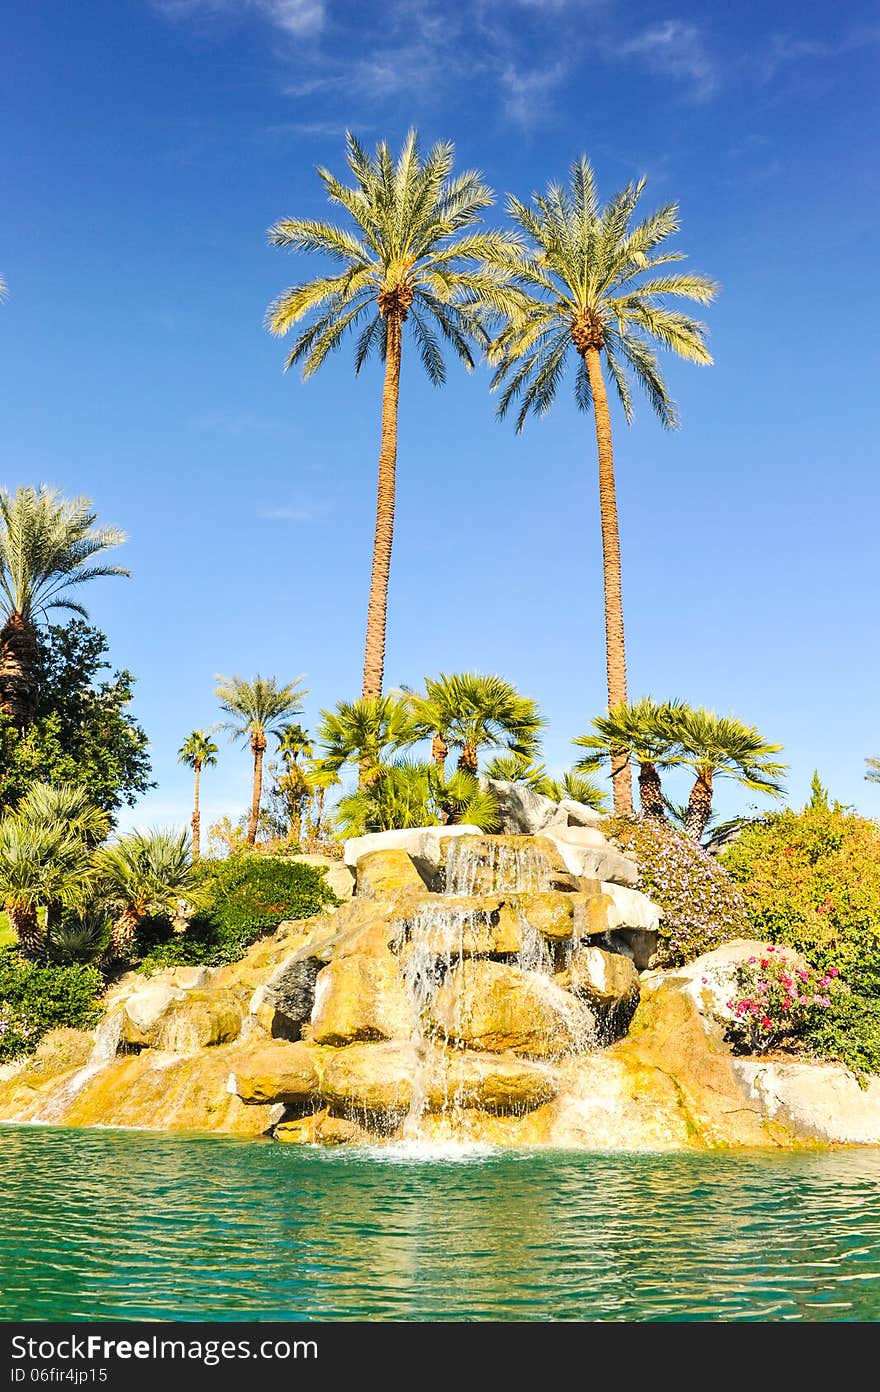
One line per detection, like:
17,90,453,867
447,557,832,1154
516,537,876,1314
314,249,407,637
153,991,244,1054
556,946,640,1006
426,1047,558,1113
319,1040,419,1116
274,1109,371,1145
399,896,522,958
428,959,595,1058
355,848,426,899
228,1039,323,1104
311,952,415,1045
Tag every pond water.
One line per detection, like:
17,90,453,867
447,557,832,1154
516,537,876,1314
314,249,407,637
2,1125,880,1322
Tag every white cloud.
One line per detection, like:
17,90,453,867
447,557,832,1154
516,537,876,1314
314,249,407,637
152,0,324,37
616,19,717,101
499,61,568,125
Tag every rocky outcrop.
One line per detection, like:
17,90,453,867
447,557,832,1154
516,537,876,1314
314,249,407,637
355,848,427,899
558,945,640,1008
343,826,481,883
428,959,596,1058
311,952,416,1045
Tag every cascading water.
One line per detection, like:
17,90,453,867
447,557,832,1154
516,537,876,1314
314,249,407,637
443,836,554,896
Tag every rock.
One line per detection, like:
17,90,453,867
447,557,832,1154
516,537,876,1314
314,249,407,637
355,848,426,899
668,939,801,1029
555,799,606,827
438,834,580,895
398,897,523,958
545,836,638,887
426,1048,558,1113
260,956,322,1037
310,953,416,1045
162,966,214,991
319,1041,419,1117
228,1040,322,1104
600,883,661,969
543,824,608,849
288,854,355,901
121,983,185,1045
32,1029,95,1072
343,826,482,883
480,779,560,835
516,889,610,942
428,959,596,1058
604,929,659,972
733,1060,880,1145
274,1109,372,1145
558,946,640,1008
154,992,244,1055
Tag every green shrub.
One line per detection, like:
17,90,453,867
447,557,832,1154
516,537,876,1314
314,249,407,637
607,815,750,967
135,855,337,970
721,799,880,1078
0,949,103,1063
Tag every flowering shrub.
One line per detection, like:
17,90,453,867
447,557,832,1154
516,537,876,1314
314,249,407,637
607,816,750,967
724,945,841,1054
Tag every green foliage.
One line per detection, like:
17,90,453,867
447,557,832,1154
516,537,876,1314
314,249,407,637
94,827,201,922
0,622,153,814
316,695,414,785
608,815,750,966
400,672,544,770
47,907,112,965
215,674,308,746
137,855,337,970
721,799,880,1078
0,486,128,623
0,948,102,1062
334,760,500,835
724,946,839,1054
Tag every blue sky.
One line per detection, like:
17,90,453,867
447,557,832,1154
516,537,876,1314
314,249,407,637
2,0,879,834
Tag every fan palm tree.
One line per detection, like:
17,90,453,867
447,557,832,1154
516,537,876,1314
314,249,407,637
273,723,314,844
401,672,544,777
266,129,516,700
334,759,499,836
315,694,414,790
488,160,717,815
673,708,787,843
0,812,95,959
540,770,608,812
177,730,219,861
573,698,685,820
215,675,308,845
93,828,200,957
0,487,129,728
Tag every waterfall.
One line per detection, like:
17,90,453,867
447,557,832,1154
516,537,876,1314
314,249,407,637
444,837,553,895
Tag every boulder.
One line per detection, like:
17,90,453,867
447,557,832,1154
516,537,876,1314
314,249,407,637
310,953,416,1045
399,898,522,958
153,992,244,1055
343,826,482,883
439,834,580,896
120,983,185,1045
545,836,638,887
558,946,640,1008
288,854,355,901
552,799,606,828
355,848,426,899
426,1048,558,1114
543,823,608,849
274,1109,372,1145
428,959,596,1058
516,889,610,942
733,1060,880,1145
480,779,559,835
228,1040,322,1104
601,883,661,969
319,1041,419,1117
667,939,803,1029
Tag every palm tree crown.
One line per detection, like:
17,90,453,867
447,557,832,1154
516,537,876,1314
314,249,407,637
487,159,717,816
216,675,308,844
673,707,787,842
401,672,544,775
178,730,219,773
316,695,414,788
574,698,684,819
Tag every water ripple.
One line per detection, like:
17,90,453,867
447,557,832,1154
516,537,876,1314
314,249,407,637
3,1126,880,1320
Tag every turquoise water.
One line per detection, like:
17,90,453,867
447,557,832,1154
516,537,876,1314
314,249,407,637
2,1125,880,1321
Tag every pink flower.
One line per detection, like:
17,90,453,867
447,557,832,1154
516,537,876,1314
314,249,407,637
760,959,769,968
796,969,809,982
701,976,709,984
761,1016,773,1030
828,967,840,978
748,956,756,965
780,999,790,1010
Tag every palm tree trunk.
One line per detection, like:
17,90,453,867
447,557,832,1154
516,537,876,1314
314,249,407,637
0,611,39,730
362,312,403,701
458,742,479,776
638,761,666,820
110,907,141,958
248,734,267,845
431,733,448,769
9,904,44,959
191,761,201,862
583,348,633,817
684,767,714,842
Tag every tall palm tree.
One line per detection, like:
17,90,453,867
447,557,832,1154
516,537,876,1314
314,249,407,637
315,695,414,790
93,828,201,957
274,723,313,844
401,672,544,776
177,730,219,861
488,160,717,815
215,675,308,845
266,129,516,700
673,708,787,843
573,698,684,820
0,487,129,729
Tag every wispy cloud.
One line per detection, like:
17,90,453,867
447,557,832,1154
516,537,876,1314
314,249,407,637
615,19,717,101
499,61,568,125
760,24,880,82
153,0,324,37
260,501,329,521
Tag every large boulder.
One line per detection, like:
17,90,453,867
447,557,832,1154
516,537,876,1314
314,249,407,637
426,1048,559,1114
428,959,596,1058
355,848,426,899
480,779,560,835
601,882,662,969
558,946,640,1008
228,1040,323,1104
733,1060,880,1145
153,992,244,1054
343,826,482,884
544,835,638,887
398,897,523,958
319,1041,419,1118
274,1109,372,1145
120,983,185,1046
310,953,416,1045
549,798,606,828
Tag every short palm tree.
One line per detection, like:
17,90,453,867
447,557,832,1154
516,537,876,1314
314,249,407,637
266,129,515,700
401,672,544,776
215,675,308,845
541,770,608,812
488,160,717,815
315,695,414,790
94,828,200,957
334,759,499,836
0,487,129,728
0,815,94,958
673,708,787,842
14,783,109,934
573,698,685,820
177,730,219,861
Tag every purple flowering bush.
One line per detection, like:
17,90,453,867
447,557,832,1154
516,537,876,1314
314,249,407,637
725,945,841,1054
607,816,750,968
